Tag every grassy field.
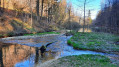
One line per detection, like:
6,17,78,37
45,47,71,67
47,54,116,67
0,32,60,38
67,32,119,53
23,32,60,36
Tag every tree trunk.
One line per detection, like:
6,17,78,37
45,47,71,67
36,0,39,16
0,0,1,7
35,47,39,64
29,0,33,27
3,0,4,8
0,0,1,11
83,0,86,33
41,0,44,20
68,6,71,31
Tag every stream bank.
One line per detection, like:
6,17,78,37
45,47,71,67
0,34,119,67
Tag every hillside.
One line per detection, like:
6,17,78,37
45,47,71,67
0,8,57,37
0,0,82,37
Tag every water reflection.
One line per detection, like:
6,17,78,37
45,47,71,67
3,35,59,47
0,47,4,67
0,44,35,67
0,35,63,67
0,42,60,67
78,28,92,32
35,47,39,64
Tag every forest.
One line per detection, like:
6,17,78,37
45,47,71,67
0,0,84,37
94,0,119,34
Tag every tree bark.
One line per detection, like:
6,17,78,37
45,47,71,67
29,0,33,27
36,0,39,16
41,0,44,20
83,0,86,33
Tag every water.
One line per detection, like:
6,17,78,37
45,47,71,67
0,34,118,67
78,28,92,32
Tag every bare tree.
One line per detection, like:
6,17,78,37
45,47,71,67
66,1,72,30
77,0,93,32
83,0,86,32
36,0,40,16
0,0,1,11
41,0,44,19
3,0,4,8
0,0,1,7
29,0,33,27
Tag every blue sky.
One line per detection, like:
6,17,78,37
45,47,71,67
67,0,101,19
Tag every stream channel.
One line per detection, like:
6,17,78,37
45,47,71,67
0,34,119,67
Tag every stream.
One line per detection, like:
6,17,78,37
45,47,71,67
0,34,119,67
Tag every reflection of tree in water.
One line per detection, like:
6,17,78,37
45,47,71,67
0,48,4,67
14,45,17,54
1,44,35,67
39,42,56,57
35,46,46,64
35,47,40,64
0,41,58,67
40,46,46,57
34,43,56,65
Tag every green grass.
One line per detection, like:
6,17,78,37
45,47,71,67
0,32,60,38
0,34,11,38
67,32,119,53
0,34,3,38
24,32,60,36
57,54,116,67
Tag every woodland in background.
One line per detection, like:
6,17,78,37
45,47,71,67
0,0,84,35
94,0,119,34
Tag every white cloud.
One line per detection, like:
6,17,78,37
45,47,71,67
91,10,99,20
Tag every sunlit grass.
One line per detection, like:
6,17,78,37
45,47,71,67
56,54,116,67
67,32,119,53
23,32,60,36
